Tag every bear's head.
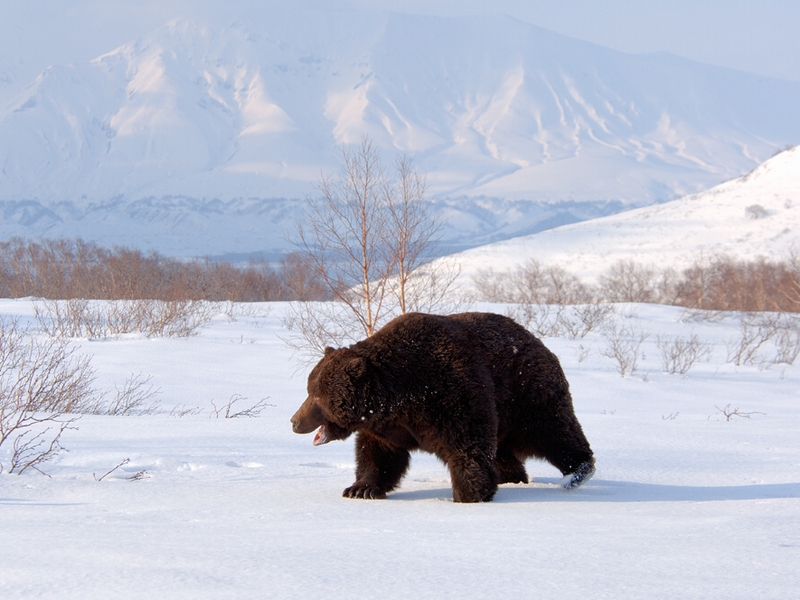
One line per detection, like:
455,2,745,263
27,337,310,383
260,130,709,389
290,346,371,446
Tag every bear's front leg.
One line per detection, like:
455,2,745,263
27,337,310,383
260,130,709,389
447,448,498,503
343,431,411,500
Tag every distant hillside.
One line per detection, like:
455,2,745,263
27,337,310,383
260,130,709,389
450,146,800,282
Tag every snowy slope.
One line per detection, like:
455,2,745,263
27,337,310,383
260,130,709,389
452,145,800,282
0,299,798,598
1,7,800,257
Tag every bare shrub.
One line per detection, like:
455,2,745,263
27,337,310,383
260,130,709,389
745,204,767,220
715,404,765,421
773,316,800,364
0,237,325,302
657,334,712,374
94,458,130,481
560,303,616,340
600,321,650,377
141,300,217,338
473,267,513,303
0,318,98,475
169,404,203,418
675,255,800,313
476,259,605,338
474,259,593,305
282,301,364,362
102,373,161,416
34,299,217,339
599,260,659,303
210,395,273,419
508,303,566,338
725,313,779,366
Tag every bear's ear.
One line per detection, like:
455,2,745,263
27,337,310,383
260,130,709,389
344,356,367,379
324,346,337,356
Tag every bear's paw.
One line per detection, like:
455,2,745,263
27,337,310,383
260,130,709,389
343,483,387,500
561,459,595,490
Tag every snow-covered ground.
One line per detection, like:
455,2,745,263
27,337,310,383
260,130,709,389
1,299,798,599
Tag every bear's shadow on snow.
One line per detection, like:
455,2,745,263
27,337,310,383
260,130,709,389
389,479,800,503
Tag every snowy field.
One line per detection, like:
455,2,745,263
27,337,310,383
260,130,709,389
1,299,798,599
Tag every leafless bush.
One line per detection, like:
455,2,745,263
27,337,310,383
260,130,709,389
475,260,593,304
476,254,800,315
560,303,616,339
508,303,566,338
773,317,800,364
576,344,592,363
599,260,659,303
725,313,779,366
169,404,203,418
0,318,98,475
657,334,712,374
601,321,650,377
476,260,607,338
282,301,365,362
210,394,273,419
715,404,765,421
675,255,800,313
34,299,218,339
94,458,130,481
508,301,614,340
102,373,161,416
473,267,513,303
745,204,767,220
0,237,321,302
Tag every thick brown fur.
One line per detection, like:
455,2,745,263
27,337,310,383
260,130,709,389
291,312,594,503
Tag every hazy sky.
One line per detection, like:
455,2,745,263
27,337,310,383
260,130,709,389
2,0,799,82
368,0,800,81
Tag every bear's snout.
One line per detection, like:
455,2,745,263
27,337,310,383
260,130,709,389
289,412,315,434
290,398,324,434
289,415,302,433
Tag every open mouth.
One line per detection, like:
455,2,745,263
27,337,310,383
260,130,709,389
312,425,330,446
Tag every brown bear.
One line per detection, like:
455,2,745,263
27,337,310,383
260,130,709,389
290,312,595,502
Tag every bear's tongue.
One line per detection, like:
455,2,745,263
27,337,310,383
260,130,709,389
312,425,330,446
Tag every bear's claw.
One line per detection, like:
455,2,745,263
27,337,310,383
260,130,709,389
343,484,387,499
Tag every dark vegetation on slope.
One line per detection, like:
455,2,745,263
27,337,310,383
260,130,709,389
475,255,800,313
0,238,327,302
2,237,799,313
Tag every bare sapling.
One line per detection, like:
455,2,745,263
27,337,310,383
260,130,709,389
285,137,460,359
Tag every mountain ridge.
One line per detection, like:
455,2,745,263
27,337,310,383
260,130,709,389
1,9,799,257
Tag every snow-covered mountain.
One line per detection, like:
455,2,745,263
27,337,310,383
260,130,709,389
1,8,800,257
451,145,800,282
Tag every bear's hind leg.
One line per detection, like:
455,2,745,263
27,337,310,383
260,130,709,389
516,395,595,490
534,426,595,490
343,431,411,500
495,445,529,484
